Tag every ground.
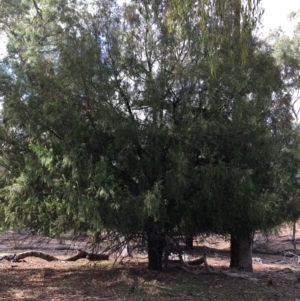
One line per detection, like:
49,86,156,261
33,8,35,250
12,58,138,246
0,224,300,301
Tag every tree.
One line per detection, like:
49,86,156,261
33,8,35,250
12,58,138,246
0,0,296,272
266,11,300,250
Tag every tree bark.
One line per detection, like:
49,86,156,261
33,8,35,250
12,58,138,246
230,234,240,268
292,222,297,251
185,236,193,250
230,231,253,272
147,230,165,271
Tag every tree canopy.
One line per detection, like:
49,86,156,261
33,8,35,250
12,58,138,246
0,0,299,272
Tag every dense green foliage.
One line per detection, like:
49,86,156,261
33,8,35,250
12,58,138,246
266,12,300,224
0,0,299,271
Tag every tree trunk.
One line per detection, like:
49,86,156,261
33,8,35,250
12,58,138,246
147,230,165,271
292,222,297,251
185,236,194,250
230,231,253,272
230,234,240,268
91,231,101,243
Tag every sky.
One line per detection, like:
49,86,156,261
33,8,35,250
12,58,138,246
260,0,300,37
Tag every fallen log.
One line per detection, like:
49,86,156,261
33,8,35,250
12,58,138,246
65,250,109,261
0,250,109,262
13,251,58,262
0,245,81,251
0,254,16,261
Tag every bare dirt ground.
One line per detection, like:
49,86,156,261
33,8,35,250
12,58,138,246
1,224,300,301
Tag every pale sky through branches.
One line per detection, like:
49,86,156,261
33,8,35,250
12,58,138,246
0,0,299,57
260,0,300,37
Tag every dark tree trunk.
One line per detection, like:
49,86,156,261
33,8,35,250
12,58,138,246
292,222,297,251
185,236,194,250
91,231,101,243
230,234,240,268
147,230,165,271
230,231,253,272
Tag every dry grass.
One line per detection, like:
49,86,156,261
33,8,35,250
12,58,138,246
0,254,299,301
0,224,300,300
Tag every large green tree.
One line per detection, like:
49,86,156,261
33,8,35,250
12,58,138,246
0,0,297,272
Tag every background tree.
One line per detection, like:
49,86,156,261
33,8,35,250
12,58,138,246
266,11,300,250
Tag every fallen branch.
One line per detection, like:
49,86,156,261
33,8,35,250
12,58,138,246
0,245,81,251
186,257,207,266
65,250,109,261
176,255,266,279
0,254,16,261
177,255,218,275
0,250,109,262
188,255,213,273
13,251,58,262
